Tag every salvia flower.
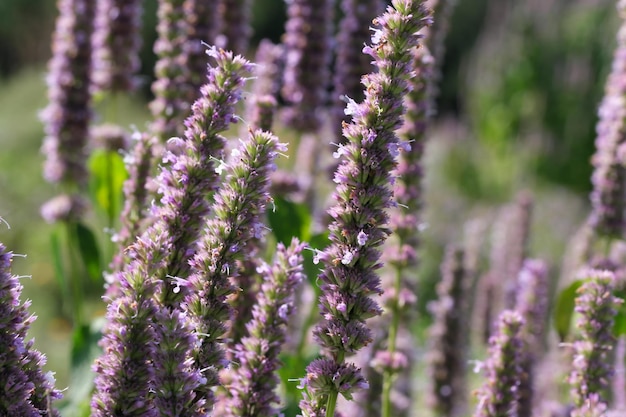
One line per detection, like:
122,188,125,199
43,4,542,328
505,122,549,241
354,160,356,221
514,259,549,417
427,246,470,417
218,0,252,56
182,0,221,102
281,0,334,132
150,0,190,142
299,1,431,415
589,3,626,239
568,270,621,408
41,0,95,188
183,129,282,408
473,310,525,417
214,239,306,417
91,0,143,93
0,243,62,416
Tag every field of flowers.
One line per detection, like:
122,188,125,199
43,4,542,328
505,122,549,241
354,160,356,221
0,0,625,416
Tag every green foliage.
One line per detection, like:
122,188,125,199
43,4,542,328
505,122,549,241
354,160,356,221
88,149,128,226
553,279,585,341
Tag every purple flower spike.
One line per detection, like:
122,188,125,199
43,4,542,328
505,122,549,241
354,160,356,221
299,1,431,415
568,270,621,408
331,0,385,141
150,0,190,141
218,0,252,56
281,0,334,132
214,239,306,417
571,393,609,417
182,0,221,101
589,4,626,239
0,243,62,416
474,310,524,417
183,129,282,408
91,0,143,93
41,0,95,188
427,246,470,417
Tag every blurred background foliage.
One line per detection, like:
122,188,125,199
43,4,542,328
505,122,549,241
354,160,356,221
0,0,618,392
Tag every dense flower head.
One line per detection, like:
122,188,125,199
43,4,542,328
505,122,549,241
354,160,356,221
90,123,131,152
281,0,334,132
40,193,89,224
91,0,143,92
214,239,306,417
300,1,431,414
0,243,62,416
568,270,621,407
41,0,95,188
183,129,282,408
427,246,470,417
589,5,626,239
474,310,525,417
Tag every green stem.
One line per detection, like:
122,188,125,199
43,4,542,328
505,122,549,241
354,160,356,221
325,351,345,417
65,221,84,327
381,266,403,417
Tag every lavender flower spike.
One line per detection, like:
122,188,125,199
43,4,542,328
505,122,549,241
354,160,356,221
299,1,431,415
214,239,307,417
183,129,283,408
218,0,251,56
473,310,524,417
589,2,626,239
0,243,62,416
91,0,143,92
91,257,160,416
281,0,334,132
41,0,94,188
568,270,621,408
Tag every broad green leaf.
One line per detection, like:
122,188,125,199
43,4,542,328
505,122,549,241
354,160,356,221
553,279,584,341
88,149,128,223
267,197,312,244
613,288,626,336
75,222,102,283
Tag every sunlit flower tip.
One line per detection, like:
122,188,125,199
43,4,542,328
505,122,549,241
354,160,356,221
344,97,359,116
341,251,355,265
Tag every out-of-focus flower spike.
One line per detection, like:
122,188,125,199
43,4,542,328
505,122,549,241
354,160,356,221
91,0,143,93
568,270,621,408
218,0,252,56
281,0,334,132
473,310,525,417
41,0,95,189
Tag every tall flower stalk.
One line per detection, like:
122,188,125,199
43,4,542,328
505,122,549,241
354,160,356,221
218,0,251,56
589,1,626,240
0,243,62,416
214,239,306,416
41,0,95,189
183,129,283,407
298,2,431,416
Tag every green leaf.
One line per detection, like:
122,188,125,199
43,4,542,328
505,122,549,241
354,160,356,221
50,226,69,301
267,197,312,244
88,149,128,223
64,319,104,415
553,279,584,341
302,232,329,296
613,288,626,336
75,222,102,283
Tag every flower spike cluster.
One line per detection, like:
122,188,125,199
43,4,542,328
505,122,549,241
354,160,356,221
299,1,431,415
41,0,95,188
0,243,62,416
215,239,307,417
183,129,283,407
